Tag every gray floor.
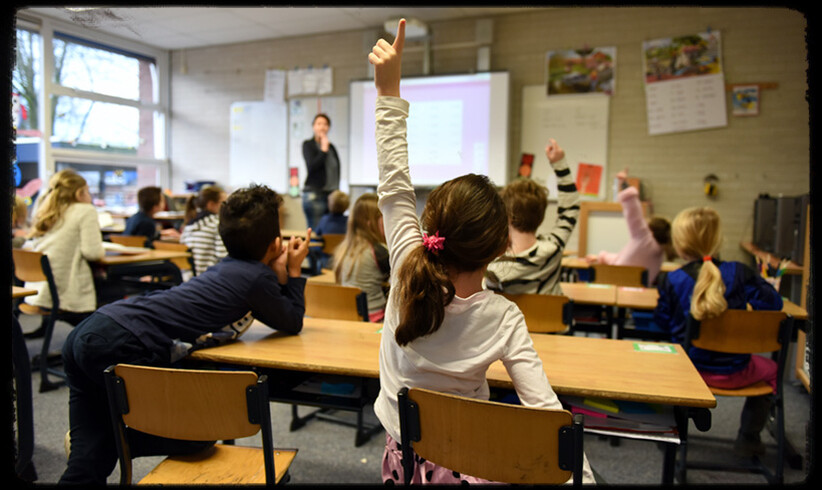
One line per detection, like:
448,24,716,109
13,314,813,485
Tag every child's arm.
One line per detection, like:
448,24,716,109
370,20,422,272
253,230,312,333
741,264,784,311
78,204,105,261
545,140,580,249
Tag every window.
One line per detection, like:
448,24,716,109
14,11,170,207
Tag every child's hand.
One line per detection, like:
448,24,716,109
545,138,565,164
369,18,405,97
286,228,312,277
272,242,289,284
585,254,599,264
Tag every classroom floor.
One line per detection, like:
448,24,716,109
13,314,812,485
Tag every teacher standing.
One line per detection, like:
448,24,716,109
302,113,340,229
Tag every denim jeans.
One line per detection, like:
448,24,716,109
302,190,330,230
59,313,212,485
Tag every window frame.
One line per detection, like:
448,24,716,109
15,11,171,189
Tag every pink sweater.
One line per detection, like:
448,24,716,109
597,186,664,285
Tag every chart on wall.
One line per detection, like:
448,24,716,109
287,96,349,193
642,31,727,135
229,100,288,193
521,85,610,201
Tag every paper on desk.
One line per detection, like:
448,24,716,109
103,242,148,255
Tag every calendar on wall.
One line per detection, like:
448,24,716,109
642,31,727,136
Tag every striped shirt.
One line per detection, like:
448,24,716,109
485,158,580,295
180,212,227,276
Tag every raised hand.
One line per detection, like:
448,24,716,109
368,18,405,97
545,138,565,164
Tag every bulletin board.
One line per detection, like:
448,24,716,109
229,100,288,193
287,96,349,193
521,85,610,201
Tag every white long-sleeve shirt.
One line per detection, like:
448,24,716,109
371,96,593,483
24,202,105,312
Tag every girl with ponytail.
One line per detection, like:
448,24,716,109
654,206,784,457
368,19,594,484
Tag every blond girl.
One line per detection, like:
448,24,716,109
24,169,105,324
654,206,783,457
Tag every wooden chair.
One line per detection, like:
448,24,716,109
108,234,147,248
152,241,196,277
501,293,573,334
12,249,68,392
589,263,648,287
398,387,585,485
679,309,793,484
320,233,345,256
304,282,369,322
293,282,374,445
103,364,297,485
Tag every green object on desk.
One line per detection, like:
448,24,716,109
633,343,676,354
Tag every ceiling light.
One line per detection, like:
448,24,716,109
384,17,428,39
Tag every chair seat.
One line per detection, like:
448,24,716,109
139,444,297,485
19,303,49,316
709,381,773,397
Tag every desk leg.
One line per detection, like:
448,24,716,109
615,307,626,340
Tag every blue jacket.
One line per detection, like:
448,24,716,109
654,259,783,374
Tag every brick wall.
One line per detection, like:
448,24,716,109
170,7,809,262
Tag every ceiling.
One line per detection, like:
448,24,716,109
19,6,544,51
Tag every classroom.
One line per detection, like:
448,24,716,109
8,6,812,485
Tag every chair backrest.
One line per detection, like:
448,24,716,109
686,309,791,355
12,249,59,310
590,264,648,287
152,241,195,275
104,364,275,484
321,233,346,256
398,387,584,485
304,282,369,322
109,234,147,248
501,293,573,333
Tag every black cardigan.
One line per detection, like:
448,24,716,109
302,138,340,192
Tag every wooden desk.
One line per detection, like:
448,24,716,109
561,257,681,273
190,317,714,408
559,282,616,305
739,242,803,275
190,316,715,483
282,229,319,240
307,268,337,284
95,248,191,266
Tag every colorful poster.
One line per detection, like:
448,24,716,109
731,85,760,116
546,46,616,96
643,31,722,84
642,31,727,135
576,163,603,197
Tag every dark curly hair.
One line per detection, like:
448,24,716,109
218,184,283,261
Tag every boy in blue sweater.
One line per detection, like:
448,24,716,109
60,184,311,485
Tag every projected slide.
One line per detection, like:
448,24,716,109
349,72,509,187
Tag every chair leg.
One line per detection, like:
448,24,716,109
38,315,65,393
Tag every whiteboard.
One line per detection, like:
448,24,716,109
229,101,288,193
287,96,349,193
521,85,609,200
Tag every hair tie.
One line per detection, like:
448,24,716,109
702,255,712,262
422,231,445,254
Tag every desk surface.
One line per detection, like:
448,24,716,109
739,242,803,275
614,286,807,320
190,317,716,409
95,248,191,266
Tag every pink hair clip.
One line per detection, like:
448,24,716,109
422,231,445,254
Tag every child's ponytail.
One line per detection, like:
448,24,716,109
394,245,455,346
690,256,727,320
392,174,508,346
671,207,727,321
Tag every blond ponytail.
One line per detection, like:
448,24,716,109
671,207,727,321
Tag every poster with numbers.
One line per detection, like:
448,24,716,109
642,31,727,135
